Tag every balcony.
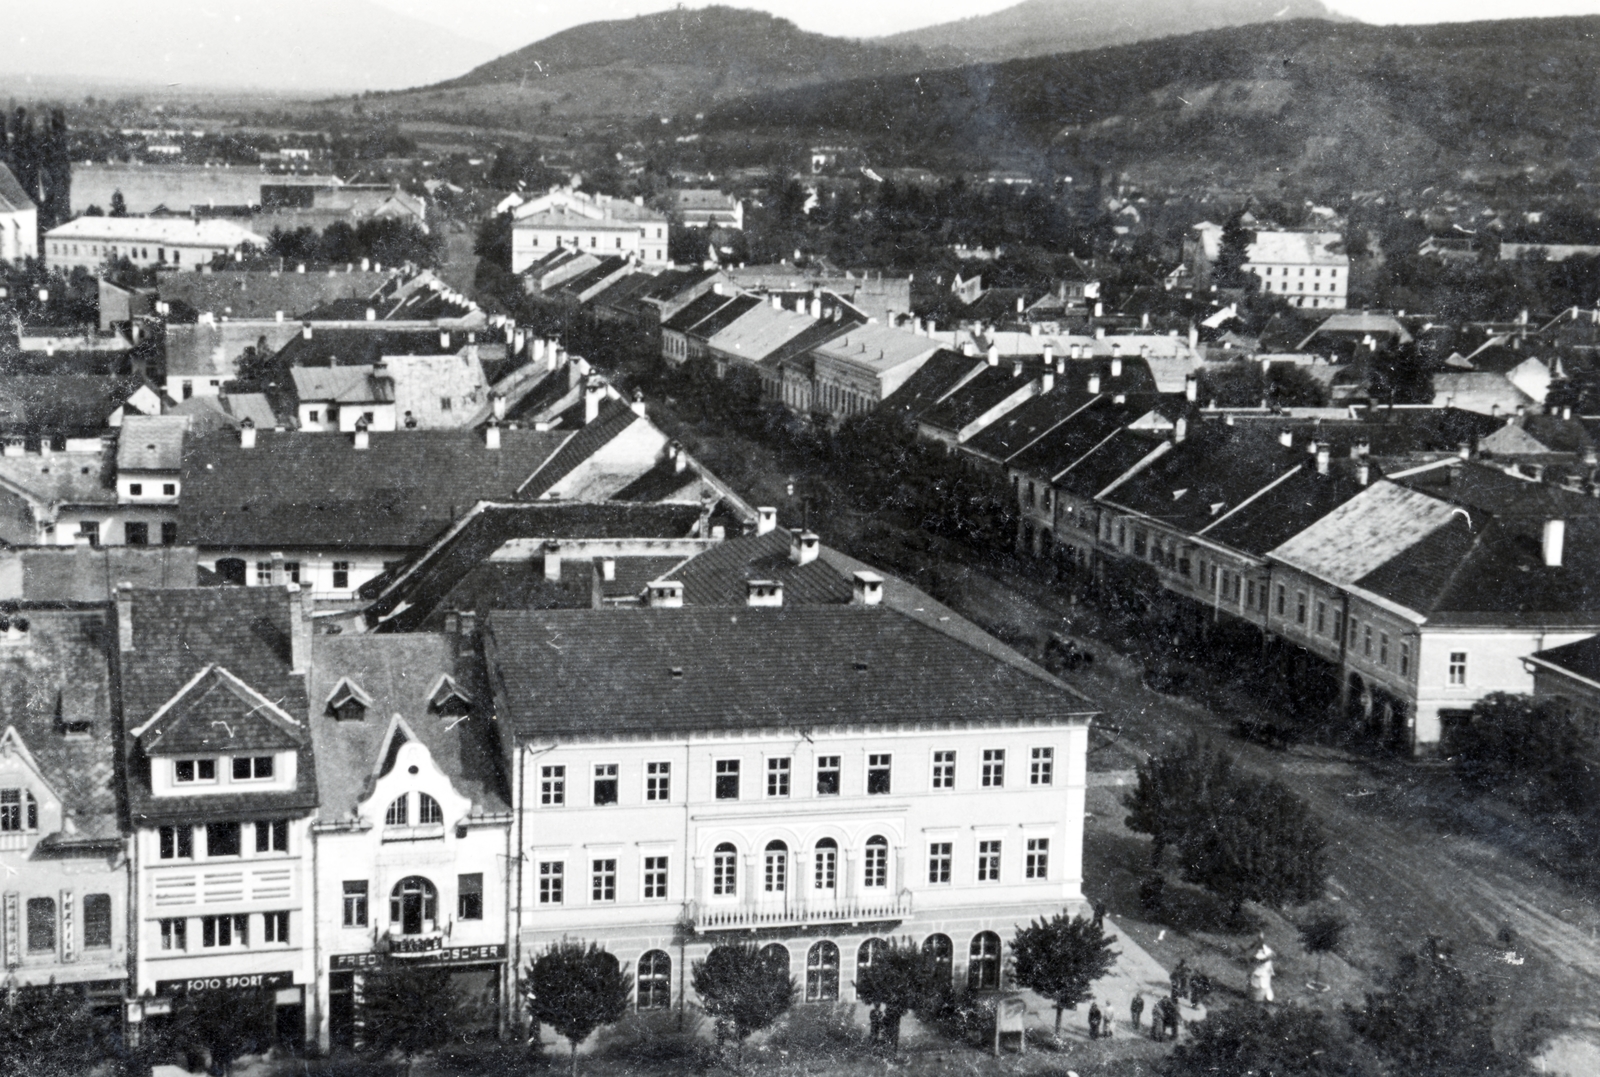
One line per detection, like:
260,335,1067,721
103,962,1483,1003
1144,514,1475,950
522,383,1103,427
381,930,445,957
690,893,912,934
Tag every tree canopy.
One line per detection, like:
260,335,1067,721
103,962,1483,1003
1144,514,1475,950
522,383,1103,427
0,984,117,1077
854,939,947,1049
692,942,794,1056
525,941,634,1076
1010,911,1121,1030
358,960,458,1073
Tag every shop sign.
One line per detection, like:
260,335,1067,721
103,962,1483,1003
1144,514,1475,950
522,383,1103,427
332,944,506,971
155,971,294,995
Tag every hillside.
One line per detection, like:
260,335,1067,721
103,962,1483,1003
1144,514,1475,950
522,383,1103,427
0,0,496,92
883,0,1350,64
398,6,948,121
705,16,1600,192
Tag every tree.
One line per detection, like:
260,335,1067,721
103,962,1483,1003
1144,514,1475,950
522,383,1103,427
0,983,115,1077
691,942,794,1063
525,941,633,1077
359,960,457,1075
1123,734,1235,867
853,940,946,1050
109,190,127,217
1162,1003,1362,1077
1177,775,1328,920
1010,911,1121,1032
1348,944,1524,1077
1450,693,1598,816
163,986,276,1076
1299,912,1346,989
1215,210,1254,289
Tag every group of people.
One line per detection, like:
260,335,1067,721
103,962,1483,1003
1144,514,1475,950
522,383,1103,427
1100,957,1212,1043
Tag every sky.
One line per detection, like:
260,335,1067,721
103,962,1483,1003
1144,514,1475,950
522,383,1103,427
370,0,1600,45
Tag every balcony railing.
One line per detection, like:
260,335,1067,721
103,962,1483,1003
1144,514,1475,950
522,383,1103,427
690,893,912,933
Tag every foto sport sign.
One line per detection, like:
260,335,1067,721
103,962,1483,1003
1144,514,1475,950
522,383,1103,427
155,971,294,996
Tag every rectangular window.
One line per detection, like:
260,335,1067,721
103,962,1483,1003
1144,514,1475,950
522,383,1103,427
308,410,320,423
262,911,289,944
1380,633,1390,665
125,522,149,545
715,759,741,800
174,759,216,784
332,561,350,589
201,915,247,948
1031,747,1054,785
928,842,952,884
981,749,1005,788
538,862,564,904
1400,642,1411,676
26,897,55,953
1449,651,1467,686
254,819,288,853
816,755,841,796
867,753,892,795
255,561,273,586
1026,838,1049,879
591,860,617,902
864,842,888,887
163,483,176,497
234,756,274,781
80,522,99,547
1296,592,1307,625
1364,624,1373,657
643,856,668,899
0,789,35,832
931,750,956,789
440,397,453,411
540,765,565,806
1246,580,1256,608
1332,608,1345,643
977,840,1002,882
83,893,112,949
159,825,193,860
1276,585,1286,616
1315,601,1326,634
206,822,242,858
766,757,791,797
342,881,368,927
160,918,187,951
161,521,178,545
645,761,670,802
593,763,618,806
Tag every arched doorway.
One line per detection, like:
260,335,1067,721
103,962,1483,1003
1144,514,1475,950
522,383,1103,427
922,934,953,990
638,951,671,1010
968,931,1001,991
389,876,437,935
806,941,839,1002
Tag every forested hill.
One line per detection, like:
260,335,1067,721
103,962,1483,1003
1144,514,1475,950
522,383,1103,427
882,0,1348,64
705,16,1600,190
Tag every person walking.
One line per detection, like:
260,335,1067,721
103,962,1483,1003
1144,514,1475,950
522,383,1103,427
1170,958,1190,1000
1088,1000,1102,1040
1130,992,1145,1031
1166,998,1181,1040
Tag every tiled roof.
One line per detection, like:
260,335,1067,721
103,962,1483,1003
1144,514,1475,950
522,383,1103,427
608,460,704,503
117,414,187,471
878,350,986,421
274,327,467,370
157,270,396,321
0,610,118,843
307,634,509,822
0,447,114,508
120,587,316,826
1104,424,1305,535
0,376,147,439
135,666,305,755
515,400,641,498
669,529,855,607
663,291,737,333
0,163,34,214
486,605,1095,741
2,545,198,601
177,428,570,548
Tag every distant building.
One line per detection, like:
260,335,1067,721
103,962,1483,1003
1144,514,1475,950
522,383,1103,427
44,217,266,273
668,189,743,230
507,188,668,272
0,163,39,264
1186,224,1350,309
1499,242,1600,263
70,163,337,217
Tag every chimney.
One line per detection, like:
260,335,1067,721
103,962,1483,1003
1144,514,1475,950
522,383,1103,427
851,570,884,606
630,388,647,418
288,583,312,675
1042,344,1053,366
809,297,822,318
745,579,784,607
1087,372,1101,394
1110,355,1123,378
789,529,819,566
670,441,687,473
440,329,451,350
365,307,376,321
1174,416,1188,443
987,345,999,366
116,581,134,653
645,580,684,608
270,551,285,586
1543,519,1565,567
274,310,284,322
1016,295,1025,313
960,341,975,357
1357,463,1370,486
1316,446,1330,475
1279,429,1293,448
301,322,312,340
492,393,507,421
543,542,562,582
353,419,370,450
239,418,256,449
1185,373,1198,403
1011,359,1023,378
595,556,616,582
1040,370,1055,393
771,294,782,310
485,417,501,450
584,377,604,424
755,506,778,536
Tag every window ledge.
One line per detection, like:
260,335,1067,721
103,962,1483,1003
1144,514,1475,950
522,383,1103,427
382,824,446,842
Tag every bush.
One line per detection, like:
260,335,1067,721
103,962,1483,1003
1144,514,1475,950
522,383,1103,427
917,989,997,1048
591,1009,708,1068
764,1003,865,1057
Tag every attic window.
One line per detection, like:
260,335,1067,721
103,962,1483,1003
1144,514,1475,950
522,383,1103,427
428,675,472,717
327,678,373,722
669,667,684,678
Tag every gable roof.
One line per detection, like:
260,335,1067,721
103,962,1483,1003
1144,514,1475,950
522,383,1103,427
0,163,35,214
0,376,148,439
514,400,641,498
878,350,987,421
1528,634,1600,687
133,665,305,755
157,270,397,321
117,414,187,471
486,605,1096,741
668,528,855,607
663,291,738,333
290,364,392,405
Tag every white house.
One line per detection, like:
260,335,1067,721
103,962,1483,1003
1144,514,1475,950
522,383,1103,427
509,188,668,273
0,163,38,264
44,217,266,273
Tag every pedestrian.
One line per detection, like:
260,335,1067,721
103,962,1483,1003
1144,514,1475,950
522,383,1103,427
1088,1000,1102,1040
1170,958,1190,1000
1190,972,1210,1007
1130,992,1144,1030
1166,998,1181,1040
1093,899,1107,928
1150,999,1167,1041
869,1005,883,1045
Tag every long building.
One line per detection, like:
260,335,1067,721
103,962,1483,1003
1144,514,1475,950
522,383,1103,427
44,217,266,272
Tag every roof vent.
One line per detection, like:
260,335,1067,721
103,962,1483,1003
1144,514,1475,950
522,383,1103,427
543,541,561,582
646,580,684,608
851,571,883,606
789,529,819,566
1543,519,1565,567
745,579,783,607
755,506,778,536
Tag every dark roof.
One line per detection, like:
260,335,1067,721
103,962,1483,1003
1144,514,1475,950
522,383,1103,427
307,634,509,821
0,610,118,844
364,500,707,631
760,314,861,370
662,291,737,333
0,376,147,439
423,557,687,619
486,605,1096,741
591,271,660,309
136,666,305,754
685,294,762,340
1053,427,1170,498
1103,424,1306,535
608,459,704,503
515,400,640,498
1529,634,1600,686
1200,462,1375,557
918,363,1044,434
119,587,316,826
964,389,1103,462
0,163,34,214
1005,395,1162,480
272,328,461,369
553,257,629,298
157,271,396,321
640,268,718,303
3,545,199,602
878,350,986,421
670,529,854,607
178,428,571,548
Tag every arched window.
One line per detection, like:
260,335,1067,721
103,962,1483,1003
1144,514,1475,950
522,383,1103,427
712,843,738,896
806,941,839,1002
760,943,790,979
385,795,408,826
857,937,886,977
638,950,671,1010
813,838,837,891
968,931,1001,991
418,793,443,825
863,836,888,888
764,841,788,893
389,876,437,935
923,934,953,988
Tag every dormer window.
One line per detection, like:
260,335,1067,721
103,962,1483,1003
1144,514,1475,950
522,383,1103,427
175,759,217,784
231,756,274,781
327,678,373,722
0,789,38,832
428,675,472,717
